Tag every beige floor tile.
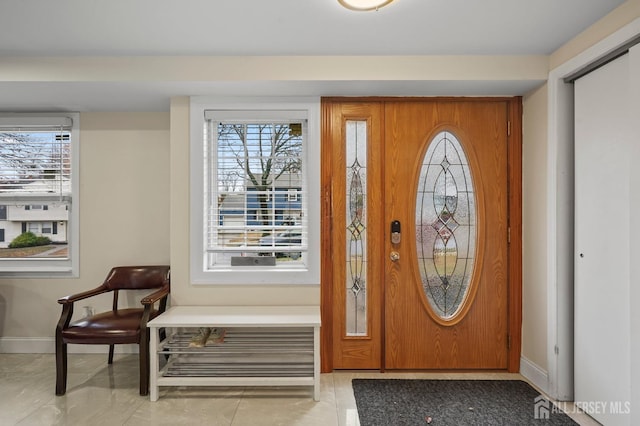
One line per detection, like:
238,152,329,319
0,354,601,425
126,387,242,426
0,373,55,424
231,392,338,426
17,382,144,425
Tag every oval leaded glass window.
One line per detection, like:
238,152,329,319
416,131,476,321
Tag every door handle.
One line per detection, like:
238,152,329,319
390,251,400,261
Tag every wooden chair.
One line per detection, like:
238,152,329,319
55,265,170,396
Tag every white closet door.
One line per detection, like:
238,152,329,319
574,54,631,425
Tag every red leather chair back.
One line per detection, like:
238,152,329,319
103,265,170,290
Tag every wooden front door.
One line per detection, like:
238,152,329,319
321,98,521,372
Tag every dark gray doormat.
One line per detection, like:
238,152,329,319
352,379,578,426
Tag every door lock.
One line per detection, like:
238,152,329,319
391,220,401,244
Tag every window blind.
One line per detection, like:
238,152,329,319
0,116,72,202
204,115,308,267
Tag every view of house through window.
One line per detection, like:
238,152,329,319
0,123,72,262
206,118,307,268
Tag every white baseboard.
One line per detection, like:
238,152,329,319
520,355,549,394
0,337,138,354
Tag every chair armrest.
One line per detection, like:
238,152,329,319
141,284,170,306
57,285,109,305
140,284,170,329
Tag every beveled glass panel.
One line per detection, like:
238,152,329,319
345,121,368,336
415,131,476,320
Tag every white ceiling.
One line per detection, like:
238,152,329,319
0,0,626,111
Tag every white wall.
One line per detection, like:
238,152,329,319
521,83,548,377
0,112,170,352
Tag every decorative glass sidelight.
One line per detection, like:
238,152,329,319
416,131,476,320
346,121,367,336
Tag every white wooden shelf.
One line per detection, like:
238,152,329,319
147,306,321,401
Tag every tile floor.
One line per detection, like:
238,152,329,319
0,353,599,425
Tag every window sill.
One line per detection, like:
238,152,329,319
0,265,77,278
191,267,318,286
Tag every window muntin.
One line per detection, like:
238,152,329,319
206,119,307,268
0,114,78,276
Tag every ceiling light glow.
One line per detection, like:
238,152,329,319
338,0,395,11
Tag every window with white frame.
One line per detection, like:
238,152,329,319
190,99,320,285
0,114,79,276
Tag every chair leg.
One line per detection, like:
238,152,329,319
55,334,67,396
108,344,115,364
139,330,150,396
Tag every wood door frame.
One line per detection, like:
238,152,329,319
320,97,522,373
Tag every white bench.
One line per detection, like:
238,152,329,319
147,305,321,401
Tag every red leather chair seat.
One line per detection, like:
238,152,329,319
62,308,159,345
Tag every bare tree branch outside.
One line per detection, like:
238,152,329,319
0,132,70,189
217,123,302,230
